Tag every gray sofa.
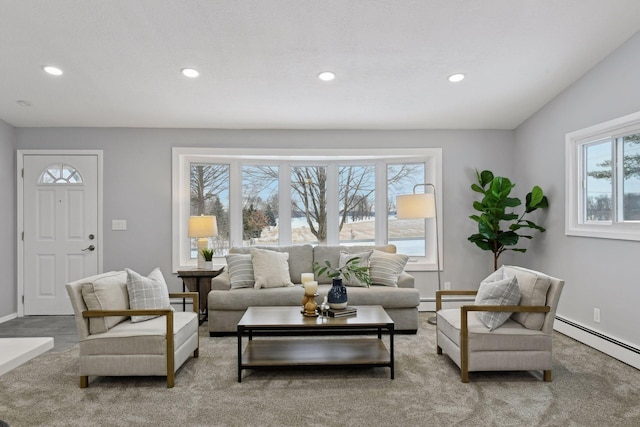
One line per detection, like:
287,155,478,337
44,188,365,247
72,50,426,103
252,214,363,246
208,244,420,335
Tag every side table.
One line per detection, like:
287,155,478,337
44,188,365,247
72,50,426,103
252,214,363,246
177,267,225,324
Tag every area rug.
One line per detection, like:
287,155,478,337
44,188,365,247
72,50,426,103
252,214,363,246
1,313,639,427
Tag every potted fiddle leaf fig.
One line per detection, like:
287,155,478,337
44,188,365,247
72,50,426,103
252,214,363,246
468,169,549,270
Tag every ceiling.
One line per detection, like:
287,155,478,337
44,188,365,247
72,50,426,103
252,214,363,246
1,0,640,130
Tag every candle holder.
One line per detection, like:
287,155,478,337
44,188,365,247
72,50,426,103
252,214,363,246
302,291,319,317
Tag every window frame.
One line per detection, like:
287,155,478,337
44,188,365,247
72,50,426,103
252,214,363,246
172,147,442,272
566,110,640,240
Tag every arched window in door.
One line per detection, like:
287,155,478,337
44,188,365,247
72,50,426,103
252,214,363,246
37,163,83,184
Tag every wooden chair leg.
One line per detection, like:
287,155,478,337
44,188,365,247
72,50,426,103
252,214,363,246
80,376,88,388
167,371,175,388
194,348,199,358
543,370,552,382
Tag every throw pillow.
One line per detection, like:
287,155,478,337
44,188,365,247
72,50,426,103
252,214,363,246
338,251,372,287
250,248,294,289
503,265,551,330
81,271,129,334
125,267,172,323
474,267,521,330
369,250,409,287
226,253,255,289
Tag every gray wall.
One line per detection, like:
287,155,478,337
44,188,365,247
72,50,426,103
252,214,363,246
0,119,17,318
8,128,514,316
515,32,640,348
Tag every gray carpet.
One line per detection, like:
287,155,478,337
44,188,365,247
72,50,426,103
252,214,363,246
1,313,639,427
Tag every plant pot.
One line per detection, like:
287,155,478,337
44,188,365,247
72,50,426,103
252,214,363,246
205,261,213,270
327,278,348,309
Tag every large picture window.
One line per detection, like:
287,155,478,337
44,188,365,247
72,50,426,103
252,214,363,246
566,110,640,240
173,148,442,271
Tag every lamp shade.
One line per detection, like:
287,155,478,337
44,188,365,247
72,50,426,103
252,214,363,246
396,193,435,219
188,215,218,238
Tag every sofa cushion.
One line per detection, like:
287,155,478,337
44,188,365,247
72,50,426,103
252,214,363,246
80,271,129,334
474,268,521,330
226,253,254,289
503,265,551,330
369,250,409,287
125,268,172,323
339,251,372,287
250,248,294,289
231,245,313,283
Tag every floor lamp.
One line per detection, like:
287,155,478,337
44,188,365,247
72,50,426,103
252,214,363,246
188,215,218,269
396,183,441,325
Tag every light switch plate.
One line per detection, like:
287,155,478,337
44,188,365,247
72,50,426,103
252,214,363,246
112,219,127,231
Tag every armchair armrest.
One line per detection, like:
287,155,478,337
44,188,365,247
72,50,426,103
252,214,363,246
435,290,477,311
169,292,199,313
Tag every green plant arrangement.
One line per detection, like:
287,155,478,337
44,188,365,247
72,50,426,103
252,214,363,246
468,169,549,270
312,257,372,287
200,248,215,262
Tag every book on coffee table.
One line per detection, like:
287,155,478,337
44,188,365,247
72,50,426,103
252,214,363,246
327,306,358,317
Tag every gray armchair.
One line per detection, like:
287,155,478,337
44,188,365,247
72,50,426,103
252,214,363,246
66,271,200,388
435,266,564,382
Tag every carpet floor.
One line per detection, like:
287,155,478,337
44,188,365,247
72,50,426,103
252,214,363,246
0,313,639,427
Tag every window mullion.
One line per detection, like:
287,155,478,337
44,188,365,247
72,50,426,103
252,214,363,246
615,137,623,223
279,163,292,245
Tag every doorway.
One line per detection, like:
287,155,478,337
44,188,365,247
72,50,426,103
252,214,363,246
17,150,103,315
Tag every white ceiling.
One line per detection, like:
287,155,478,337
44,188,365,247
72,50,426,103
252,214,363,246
1,0,640,130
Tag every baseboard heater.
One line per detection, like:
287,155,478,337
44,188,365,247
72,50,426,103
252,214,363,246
555,316,640,355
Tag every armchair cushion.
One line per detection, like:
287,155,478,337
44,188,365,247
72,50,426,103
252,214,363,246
474,268,520,330
125,268,172,323
504,266,551,330
80,271,129,334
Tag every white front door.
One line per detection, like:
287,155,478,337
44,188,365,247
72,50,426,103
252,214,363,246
22,154,99,315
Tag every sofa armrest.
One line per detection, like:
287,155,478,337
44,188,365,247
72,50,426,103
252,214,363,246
397,271,414,288
211,271,232,291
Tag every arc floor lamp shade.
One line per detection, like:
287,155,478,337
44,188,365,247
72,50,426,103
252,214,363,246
188,215,218,268
396,184,441,325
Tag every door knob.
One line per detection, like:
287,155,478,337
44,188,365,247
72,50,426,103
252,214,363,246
81,245,95,252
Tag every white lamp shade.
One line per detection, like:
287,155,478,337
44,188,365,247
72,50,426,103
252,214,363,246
188,215,218,238
396,193,435,219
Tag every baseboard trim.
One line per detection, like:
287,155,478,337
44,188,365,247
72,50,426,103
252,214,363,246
555,316,640,370
0,313,18,325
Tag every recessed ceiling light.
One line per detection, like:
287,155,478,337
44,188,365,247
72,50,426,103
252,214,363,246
318,71,336,82
448,73,465,83
181,68,199,78
43,65,63,76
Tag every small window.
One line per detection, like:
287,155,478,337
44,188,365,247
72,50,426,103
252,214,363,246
38,164,83,184
566,111,640,240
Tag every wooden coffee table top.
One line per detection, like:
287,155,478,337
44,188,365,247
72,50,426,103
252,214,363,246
238,305,393,329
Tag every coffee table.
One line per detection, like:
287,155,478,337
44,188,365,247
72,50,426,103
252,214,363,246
236,305,394,382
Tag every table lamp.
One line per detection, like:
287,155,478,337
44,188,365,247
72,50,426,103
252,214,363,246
188,215,218,269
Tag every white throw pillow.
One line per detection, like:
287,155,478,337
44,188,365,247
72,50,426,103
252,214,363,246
227,253,255,289
474,267,521,330
81,271,129,334
125,267,172,323
369,250,409,287
339,251,372,287
250,248,294,289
